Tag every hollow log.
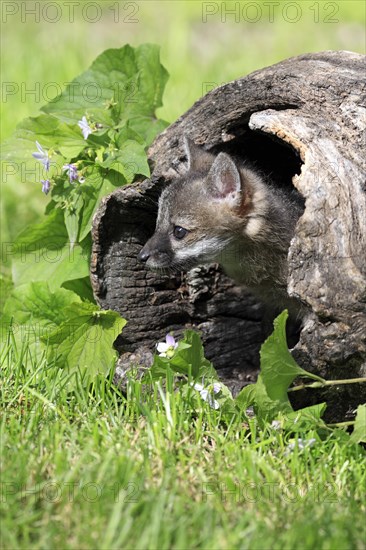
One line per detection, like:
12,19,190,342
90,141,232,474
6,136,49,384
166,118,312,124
91,51,366,421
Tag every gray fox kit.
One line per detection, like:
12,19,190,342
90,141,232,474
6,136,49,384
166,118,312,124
138,137,305,318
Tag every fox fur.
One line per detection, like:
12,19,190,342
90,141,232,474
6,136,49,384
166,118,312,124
138,137,305,318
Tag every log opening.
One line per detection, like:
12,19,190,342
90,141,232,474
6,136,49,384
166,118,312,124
91,51,366,420
210,127,303,191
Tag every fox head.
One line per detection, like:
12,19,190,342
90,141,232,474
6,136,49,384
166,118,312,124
137,137,269,273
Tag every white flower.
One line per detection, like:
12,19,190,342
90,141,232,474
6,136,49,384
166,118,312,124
193,381,221,410
156,334,178,358
286,438,317,452
78,116,93,140
271,420,282,431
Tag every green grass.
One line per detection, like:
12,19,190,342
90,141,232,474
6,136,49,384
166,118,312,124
1,335,365,549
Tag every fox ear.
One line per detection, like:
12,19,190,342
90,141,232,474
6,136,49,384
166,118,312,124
206,152,241,203
184,136,214,172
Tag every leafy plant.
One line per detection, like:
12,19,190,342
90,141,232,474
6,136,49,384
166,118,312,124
1,44,168,296
1,281,126,383
349,404,366,444
236,311,326,422
147,312,366,442
1,44,169,384
146,331,235,415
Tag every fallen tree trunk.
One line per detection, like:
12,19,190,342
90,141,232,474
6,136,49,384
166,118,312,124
91,51,366,421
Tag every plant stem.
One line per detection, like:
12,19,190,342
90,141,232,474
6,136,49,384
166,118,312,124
327,421,356,428
288,377,366,393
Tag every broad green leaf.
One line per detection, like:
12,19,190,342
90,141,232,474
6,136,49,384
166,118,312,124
236,379,327,427
167,330,216,379
14,114,86,158
147,354,175,381
1,282,81,355
127,116,169,147
215,383,235,414
48,166,120,244
235,383,257,411
3,281,81,326
78,169,121,242
12,209,91,289
64,192,83,246
187,330,203,378
236,312,327,424
49,178,77,207
283,403,327,431
62,277,95,303
45,301,126,379
98,140,150,180
260,310,324,402
1,115,86,186
42,44,169,129
236,376,293,423
349,404,366,444
181,330,209,378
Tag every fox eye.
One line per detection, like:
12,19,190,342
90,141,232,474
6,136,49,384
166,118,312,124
173,226,188,240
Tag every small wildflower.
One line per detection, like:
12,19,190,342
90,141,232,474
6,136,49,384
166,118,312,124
193,381,221,410
32,141,51,171
41,179,51,195
156,334,178,358
286,438,317,453
78,116,93,140
271,420,282,431
63,163,79,183
78,176,86,184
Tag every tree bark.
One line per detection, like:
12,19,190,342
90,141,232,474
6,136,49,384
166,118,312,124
91,51,366,421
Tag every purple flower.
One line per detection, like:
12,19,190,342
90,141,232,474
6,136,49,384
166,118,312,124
78,116,93,140
63,163,78,183
156,334,178,358
32,141,50,171
41,179,51,195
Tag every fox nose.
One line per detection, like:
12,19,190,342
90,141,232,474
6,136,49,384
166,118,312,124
137,247,150,263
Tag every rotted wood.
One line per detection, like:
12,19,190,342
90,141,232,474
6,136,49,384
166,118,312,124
91,51,366,419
